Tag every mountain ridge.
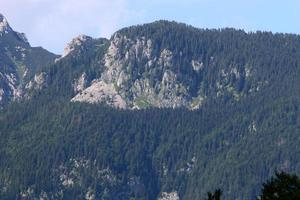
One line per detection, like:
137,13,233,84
0,13,58,107
65,20,300,109
2,16,300,109
2,14,300,200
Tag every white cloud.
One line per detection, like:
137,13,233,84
1,0,141,54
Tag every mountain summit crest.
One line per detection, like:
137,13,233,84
0,13,12,34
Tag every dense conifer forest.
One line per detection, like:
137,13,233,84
1,21,300,199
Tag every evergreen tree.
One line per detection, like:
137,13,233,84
206,189,222,200
257,172,300,200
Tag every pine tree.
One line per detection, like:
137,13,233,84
207,189,222,200
257,171,300,200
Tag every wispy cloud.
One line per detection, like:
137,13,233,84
1,0,141,53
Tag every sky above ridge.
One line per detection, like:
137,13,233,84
1,0,300,54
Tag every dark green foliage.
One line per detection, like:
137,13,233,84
207,189,222,200
1,93,300,199
0,25,58,106
257,172,300,200
115,21,300,101
2,21,300,200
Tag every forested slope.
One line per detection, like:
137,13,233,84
1,20,300,200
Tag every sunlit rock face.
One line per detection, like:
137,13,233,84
0,14,12,34
70,30,256,110
61,35,92,58
71,33,193,109
0,17,263,110
0,13,57,107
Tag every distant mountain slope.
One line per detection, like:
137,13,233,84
1,90,300,200
29,20,300,110
3,19,300,110
2,17,300,200
0,14,58,106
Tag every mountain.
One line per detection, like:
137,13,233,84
1,16,300,200
3,19,300,111
28,20,300,110
0,14,58,107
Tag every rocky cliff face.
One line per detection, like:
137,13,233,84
2,19,300,200
70,24,262,110
0,19,281,110
79,33,193,109
71,32,199,109
0,14,58,107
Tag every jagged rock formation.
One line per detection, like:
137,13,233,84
71,33,193,109
68,22,268,110
0,14,12,34
0,14,58,106
2,18,300,200
0,17,276,110
158,192,180,200
59,34,93,60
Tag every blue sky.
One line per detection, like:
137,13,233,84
2,0,300,54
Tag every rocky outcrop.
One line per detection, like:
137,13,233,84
61,34,92,59
73,73,88,93
71,33,195,109
0,14,12,34
0,18,265,110
71,80,127,109
0,14,57,107
70,31,255,110
158,192,180,200
25,72,47,91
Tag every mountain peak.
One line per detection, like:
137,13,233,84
61,34,92,58
0,13,12,34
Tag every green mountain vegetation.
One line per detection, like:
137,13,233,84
257,171,300,200
0,13,58,106
1,19,300,199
